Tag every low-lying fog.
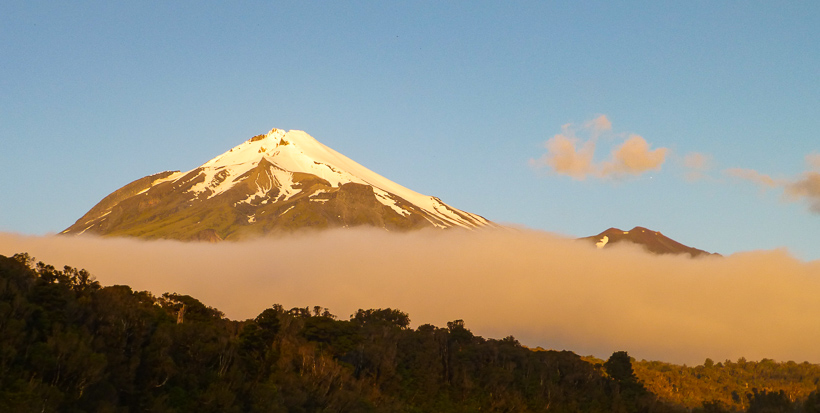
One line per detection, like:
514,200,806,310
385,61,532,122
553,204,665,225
2,228,818,365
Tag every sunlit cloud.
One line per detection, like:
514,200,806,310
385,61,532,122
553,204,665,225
531,116,669,180
2,229,819,365
724,168,781,189
785,172,820,213
683,152,713,182
602,134,668,177
535,133,596,179
585,114,612,135
725,154,820,214
806,153,820,171
788,154,820,213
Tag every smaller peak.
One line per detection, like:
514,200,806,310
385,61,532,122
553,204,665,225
630,226,651,233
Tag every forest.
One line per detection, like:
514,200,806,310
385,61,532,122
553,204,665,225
0,252,818,413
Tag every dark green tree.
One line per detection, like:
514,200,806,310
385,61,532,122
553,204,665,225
746,388,792,413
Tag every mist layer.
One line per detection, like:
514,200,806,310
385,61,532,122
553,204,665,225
1,229,818,365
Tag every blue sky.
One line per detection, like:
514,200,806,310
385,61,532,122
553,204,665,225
2,1,818,260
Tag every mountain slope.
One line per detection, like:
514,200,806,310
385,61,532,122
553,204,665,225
580,226,717,257
62,128,491,240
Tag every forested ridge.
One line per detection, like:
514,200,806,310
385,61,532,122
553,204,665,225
632,358,820,411
0,253,818,413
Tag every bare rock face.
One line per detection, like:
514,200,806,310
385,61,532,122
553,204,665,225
580,226,719,257
62,128,492,240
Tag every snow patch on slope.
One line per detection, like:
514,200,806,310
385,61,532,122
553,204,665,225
373,189,411,217
137,171,184,195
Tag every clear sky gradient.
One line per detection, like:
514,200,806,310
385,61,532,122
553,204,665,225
2,2,818,260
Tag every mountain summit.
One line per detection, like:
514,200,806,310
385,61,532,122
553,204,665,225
580,226,718,257
62,128,491,240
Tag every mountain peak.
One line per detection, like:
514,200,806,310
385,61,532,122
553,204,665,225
62,128,491,240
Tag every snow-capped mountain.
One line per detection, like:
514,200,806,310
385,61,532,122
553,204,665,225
62,128,491,240
580,226,718,257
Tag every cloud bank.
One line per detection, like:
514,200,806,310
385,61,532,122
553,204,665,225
2,229,819,365
532,116,668,180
